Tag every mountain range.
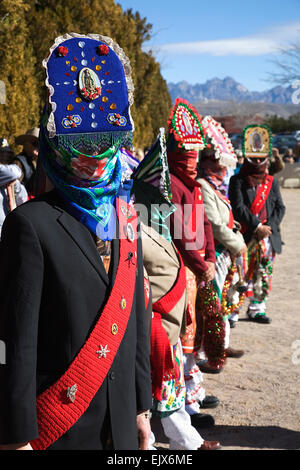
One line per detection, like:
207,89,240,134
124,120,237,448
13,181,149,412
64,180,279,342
167,77,297,107
167,77,300,118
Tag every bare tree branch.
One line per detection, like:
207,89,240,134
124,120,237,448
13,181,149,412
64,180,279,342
267,40,300,86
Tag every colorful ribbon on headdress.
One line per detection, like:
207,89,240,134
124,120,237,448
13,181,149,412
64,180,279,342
132,128,176,242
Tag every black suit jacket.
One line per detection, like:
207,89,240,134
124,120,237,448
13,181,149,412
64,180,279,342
0,190,152,450
228,174,286,253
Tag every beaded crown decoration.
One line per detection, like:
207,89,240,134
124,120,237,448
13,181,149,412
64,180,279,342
242,124,273,159
132,128,172,202
167,98,206,151
43,33,134,148
201,115,237,168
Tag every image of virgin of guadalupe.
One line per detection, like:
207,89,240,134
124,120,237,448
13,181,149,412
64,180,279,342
79,67,101,100
251,131,264,152
182,111,193,135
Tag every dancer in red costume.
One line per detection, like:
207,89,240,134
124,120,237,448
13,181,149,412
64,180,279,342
132,128,221,450
166,99,220,429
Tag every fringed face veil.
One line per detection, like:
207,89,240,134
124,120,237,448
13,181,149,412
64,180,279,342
167,140,199,187
239,157,269,188
198,149,228,195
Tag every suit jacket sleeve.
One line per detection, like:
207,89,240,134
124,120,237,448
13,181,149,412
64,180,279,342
228,175,261,234
200,180,244,255
203,210,216,263
268,178,286,233
134,237,152,412
0,164,22,187
170,176,210,278
0,210,43,444
268,156,284,176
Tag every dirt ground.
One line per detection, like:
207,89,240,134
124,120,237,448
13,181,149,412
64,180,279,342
151,188,300,451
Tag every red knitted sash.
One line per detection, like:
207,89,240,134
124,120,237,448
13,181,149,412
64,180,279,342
152,251,186,315
30,199,137,450
192,186,203,234
150,313,174,401
150,251,186,401
227,210,234,229
250,174,273,217
241,175,273,234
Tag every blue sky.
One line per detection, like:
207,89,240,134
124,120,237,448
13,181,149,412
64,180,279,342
117,0,300,91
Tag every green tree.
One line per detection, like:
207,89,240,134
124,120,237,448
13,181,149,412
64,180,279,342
0,0,40,151
27,0,172,147
264,113,300,133
0,0,172,150
114,9,171,147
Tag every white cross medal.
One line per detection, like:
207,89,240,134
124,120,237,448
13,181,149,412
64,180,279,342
97,344,110,359
66,384,77,403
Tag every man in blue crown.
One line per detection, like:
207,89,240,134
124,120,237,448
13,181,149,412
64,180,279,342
0,33,152,451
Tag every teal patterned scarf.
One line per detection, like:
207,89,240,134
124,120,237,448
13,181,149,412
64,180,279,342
132,129,176,242
39,111,125,240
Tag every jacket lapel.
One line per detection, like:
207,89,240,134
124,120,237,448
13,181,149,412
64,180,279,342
57,211,110,286
245,183,256,205
200,178,231,210
141,224,179,266
110,222,120,285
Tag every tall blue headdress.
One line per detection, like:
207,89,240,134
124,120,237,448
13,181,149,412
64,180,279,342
44,32,134,146
39,33,135,240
